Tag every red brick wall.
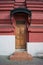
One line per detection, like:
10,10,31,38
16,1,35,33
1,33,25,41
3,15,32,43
0,0,43,42
26,1,43,42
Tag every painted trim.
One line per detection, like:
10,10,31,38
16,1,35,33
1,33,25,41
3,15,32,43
15,49,26,52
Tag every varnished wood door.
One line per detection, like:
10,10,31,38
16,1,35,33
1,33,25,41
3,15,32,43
15,24,26,49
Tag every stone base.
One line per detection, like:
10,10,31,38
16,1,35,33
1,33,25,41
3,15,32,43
9,52,32,60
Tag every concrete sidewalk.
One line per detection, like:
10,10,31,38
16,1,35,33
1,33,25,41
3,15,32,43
0,56,43,65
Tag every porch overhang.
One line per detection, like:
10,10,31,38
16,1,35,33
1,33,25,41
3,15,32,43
10,8,31,17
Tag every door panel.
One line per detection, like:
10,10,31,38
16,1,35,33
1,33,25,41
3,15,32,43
16,24,26,49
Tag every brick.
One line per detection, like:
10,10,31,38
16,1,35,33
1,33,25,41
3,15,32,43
9,52,32,60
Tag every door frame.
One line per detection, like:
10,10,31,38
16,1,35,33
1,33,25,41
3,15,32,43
15,22,27,52
10,8,31,52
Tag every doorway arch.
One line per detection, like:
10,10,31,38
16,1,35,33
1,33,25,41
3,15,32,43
10,8,31,51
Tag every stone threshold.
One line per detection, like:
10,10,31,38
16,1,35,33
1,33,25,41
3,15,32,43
9,51,32,61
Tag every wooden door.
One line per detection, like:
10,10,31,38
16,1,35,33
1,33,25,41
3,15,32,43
15,24,26,49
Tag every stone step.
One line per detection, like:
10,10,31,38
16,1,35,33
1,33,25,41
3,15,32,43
9,52,32,60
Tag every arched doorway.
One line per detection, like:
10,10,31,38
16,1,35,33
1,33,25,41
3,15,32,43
10,8,31,51
15,13,27,51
